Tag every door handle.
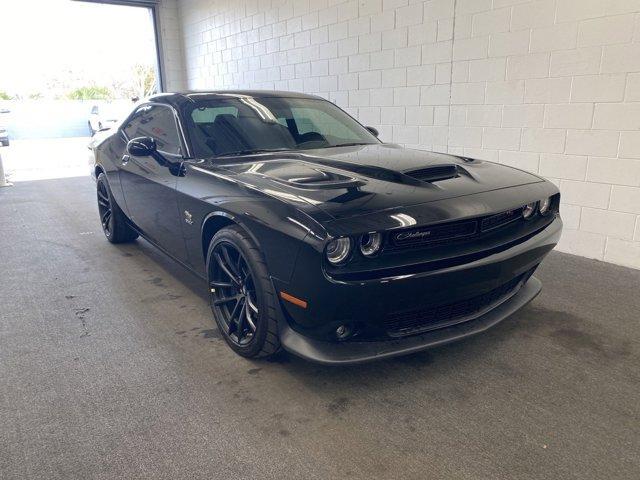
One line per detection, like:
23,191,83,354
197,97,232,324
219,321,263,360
121,154,130,166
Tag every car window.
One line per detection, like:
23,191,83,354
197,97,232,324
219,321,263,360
185,97,378,157
288,107,362,142
191,106,238,124
123,105,182,156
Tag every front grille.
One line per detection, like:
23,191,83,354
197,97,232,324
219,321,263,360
387,207,530,252
391,220,477,247
384,268,535,338
481,208,523,231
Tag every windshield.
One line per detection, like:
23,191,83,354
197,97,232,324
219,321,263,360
184,96,379,157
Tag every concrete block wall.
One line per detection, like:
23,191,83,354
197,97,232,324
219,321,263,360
174,0,640,269
447,0,640,268
159,0,187,91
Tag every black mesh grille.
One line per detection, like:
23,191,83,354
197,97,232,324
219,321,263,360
384,268,535,338
391,221,477,247
481,208,523,231
388,208,529,252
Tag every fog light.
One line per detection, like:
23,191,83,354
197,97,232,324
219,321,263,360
522,202,537,219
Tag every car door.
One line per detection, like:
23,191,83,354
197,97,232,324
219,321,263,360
118,104,188,262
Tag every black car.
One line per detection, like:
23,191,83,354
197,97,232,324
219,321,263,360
91,91,562,365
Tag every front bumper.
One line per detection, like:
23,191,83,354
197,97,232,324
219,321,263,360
274,216,561,364
280,276,541,365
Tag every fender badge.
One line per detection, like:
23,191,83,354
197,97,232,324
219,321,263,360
184,210,193,225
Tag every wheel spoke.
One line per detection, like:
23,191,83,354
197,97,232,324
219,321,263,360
213,294,241,306
97,198,109,208
221,245,241,278
236,301,247,336
245,302,256,331
246,294,258,314
229,296,244,322
210,280,234,288
101,209,111,227
214,253,241,285
97,190,109,203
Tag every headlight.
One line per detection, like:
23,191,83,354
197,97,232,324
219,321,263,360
359,232,382,257
522,202,537,219
539,197,552,215
326,237,352,265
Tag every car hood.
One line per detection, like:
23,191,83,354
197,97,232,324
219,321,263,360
207,143,544,222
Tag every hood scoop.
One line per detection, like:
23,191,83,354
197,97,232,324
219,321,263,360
259,163,364,189
404,164,459,183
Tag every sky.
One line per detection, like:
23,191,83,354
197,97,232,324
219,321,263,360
0,0,158,97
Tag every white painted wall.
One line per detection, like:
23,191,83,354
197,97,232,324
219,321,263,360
173,0,640,269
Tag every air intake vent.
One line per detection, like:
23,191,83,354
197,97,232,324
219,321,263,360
404,164,458,182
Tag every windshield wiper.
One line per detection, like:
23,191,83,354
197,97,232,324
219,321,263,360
217,148,292,157
329,142,374,148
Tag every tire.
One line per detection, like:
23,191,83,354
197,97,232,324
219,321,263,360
207,225,281,359
96,172,138,244
1,140,8,147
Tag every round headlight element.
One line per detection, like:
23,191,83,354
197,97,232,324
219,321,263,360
539,196,552,215
326,237,352,265
360,232,382,257
522,202,537,219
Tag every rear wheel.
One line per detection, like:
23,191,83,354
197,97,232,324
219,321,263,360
96,172,138,243
207,226,280,359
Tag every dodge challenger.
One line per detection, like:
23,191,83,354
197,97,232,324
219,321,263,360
90,91,562,365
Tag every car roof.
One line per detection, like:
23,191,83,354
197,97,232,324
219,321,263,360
147,90,325,108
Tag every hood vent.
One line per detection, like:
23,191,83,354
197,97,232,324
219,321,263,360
404,164,459,183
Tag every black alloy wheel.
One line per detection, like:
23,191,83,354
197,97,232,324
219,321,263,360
97,179,113,239
96,173,138,244
210,242,259,346
207,226,281,359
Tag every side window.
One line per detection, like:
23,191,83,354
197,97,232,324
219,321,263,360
124,105,182,156
123,108,145,139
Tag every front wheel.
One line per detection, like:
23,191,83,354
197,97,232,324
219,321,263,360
96,172,138,243
207,226,281,359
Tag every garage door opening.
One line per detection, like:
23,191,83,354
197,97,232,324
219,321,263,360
0,0,163,182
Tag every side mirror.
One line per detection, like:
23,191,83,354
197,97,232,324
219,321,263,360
365,126,379,137
127,136,156,157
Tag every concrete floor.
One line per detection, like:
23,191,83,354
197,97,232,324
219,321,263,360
1,176,639,480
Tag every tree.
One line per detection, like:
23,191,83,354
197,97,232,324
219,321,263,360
129,64,157,100
0,91,11,100
67,86,113,100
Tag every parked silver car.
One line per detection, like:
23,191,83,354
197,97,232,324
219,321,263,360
0,108,9,146
88,102,130,136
